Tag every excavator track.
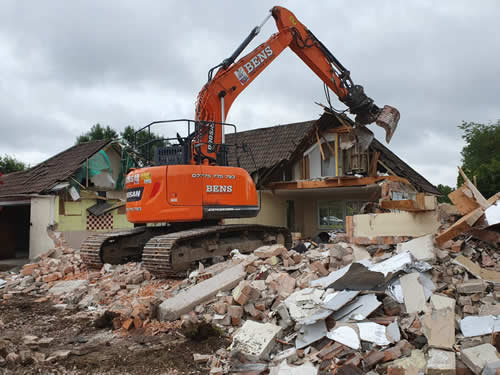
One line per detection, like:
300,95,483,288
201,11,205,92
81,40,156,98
81,224,291,278
80,227,158,269
143,224,291,278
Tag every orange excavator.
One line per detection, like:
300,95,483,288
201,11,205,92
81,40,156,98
81,6,399,277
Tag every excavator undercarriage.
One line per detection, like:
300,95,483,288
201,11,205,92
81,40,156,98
81,224,291,278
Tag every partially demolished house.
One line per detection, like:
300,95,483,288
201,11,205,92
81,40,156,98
226,112,441,243
0,140,133,260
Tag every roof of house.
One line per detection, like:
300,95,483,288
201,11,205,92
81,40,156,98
226,114,440,195
0,140,112,198
226,120,316,175
370,139,440,195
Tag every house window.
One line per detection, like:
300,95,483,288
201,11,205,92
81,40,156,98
318,200,365,229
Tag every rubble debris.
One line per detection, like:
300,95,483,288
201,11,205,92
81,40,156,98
386,349,426,373
453,255,500,283
158,263,246,321
326,325,360,350
1,188,500,375
229,320,282,361
331,294,381,322
456,280,487,294
422,308,455,350
461,343,500,375
295,320,327,349
357,322,391,346
436,207,485,246
430,294,456,311
399,272,426,314
396,234,436,262
484,201,500,228
460,315,500,337
426,348,456,375
270,360,318,375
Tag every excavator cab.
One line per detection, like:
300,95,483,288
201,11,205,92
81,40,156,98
129,119,238,168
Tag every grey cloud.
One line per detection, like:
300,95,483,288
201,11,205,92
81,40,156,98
0,0,498,187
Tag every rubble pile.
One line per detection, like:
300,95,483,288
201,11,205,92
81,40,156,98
0,181,499,374
1,248,179,335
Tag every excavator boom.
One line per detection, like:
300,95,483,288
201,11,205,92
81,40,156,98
194,6,399,162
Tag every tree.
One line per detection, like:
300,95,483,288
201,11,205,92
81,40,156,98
0,154,27,174
121,125,168,162
76,124,118,144
458,120,500,198
436,184,453,203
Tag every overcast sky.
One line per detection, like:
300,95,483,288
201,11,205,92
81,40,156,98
1,1,498,187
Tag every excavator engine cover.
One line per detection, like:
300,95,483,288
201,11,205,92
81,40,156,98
375,105,400,143
126,165,260,223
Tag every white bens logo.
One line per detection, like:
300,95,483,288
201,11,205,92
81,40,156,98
244,46,273,74
206,185,233,193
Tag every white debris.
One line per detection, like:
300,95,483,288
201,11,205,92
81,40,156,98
396,234,436,262
326,326,360,350
332,294,381,322
460,315,500,337
230,320,282,360
357,322,391,346
295,320,328,349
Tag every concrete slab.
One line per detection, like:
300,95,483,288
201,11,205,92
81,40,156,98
422,308,455,350
427,348,456,375
396,234,436,262
461,343,500,375
48,280,89,296
352,211,440,238
158,264,246,321
430,294,456,311
270,360,318,375
400,272,426,314
230,320,282,361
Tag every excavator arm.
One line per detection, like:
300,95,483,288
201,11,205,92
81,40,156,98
194,6,399,162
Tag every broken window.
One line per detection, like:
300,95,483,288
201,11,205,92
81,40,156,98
318,200,365,229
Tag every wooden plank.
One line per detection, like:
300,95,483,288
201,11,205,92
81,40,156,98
369,151,380,177
377,159,397,177
380,199,418,211
487,192,500,205
268,175,411,191
321,135,335,156
449,186,480,216
458,167,489,209
435,207,484,246
315,129,326,161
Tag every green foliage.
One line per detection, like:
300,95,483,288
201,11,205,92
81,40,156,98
0,154,27,174
76,123,168,163
120,125,168,161
436,184,453,203
458,120,500,198
76,124,119,144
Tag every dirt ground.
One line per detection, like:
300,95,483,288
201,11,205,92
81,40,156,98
0,295,230,374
